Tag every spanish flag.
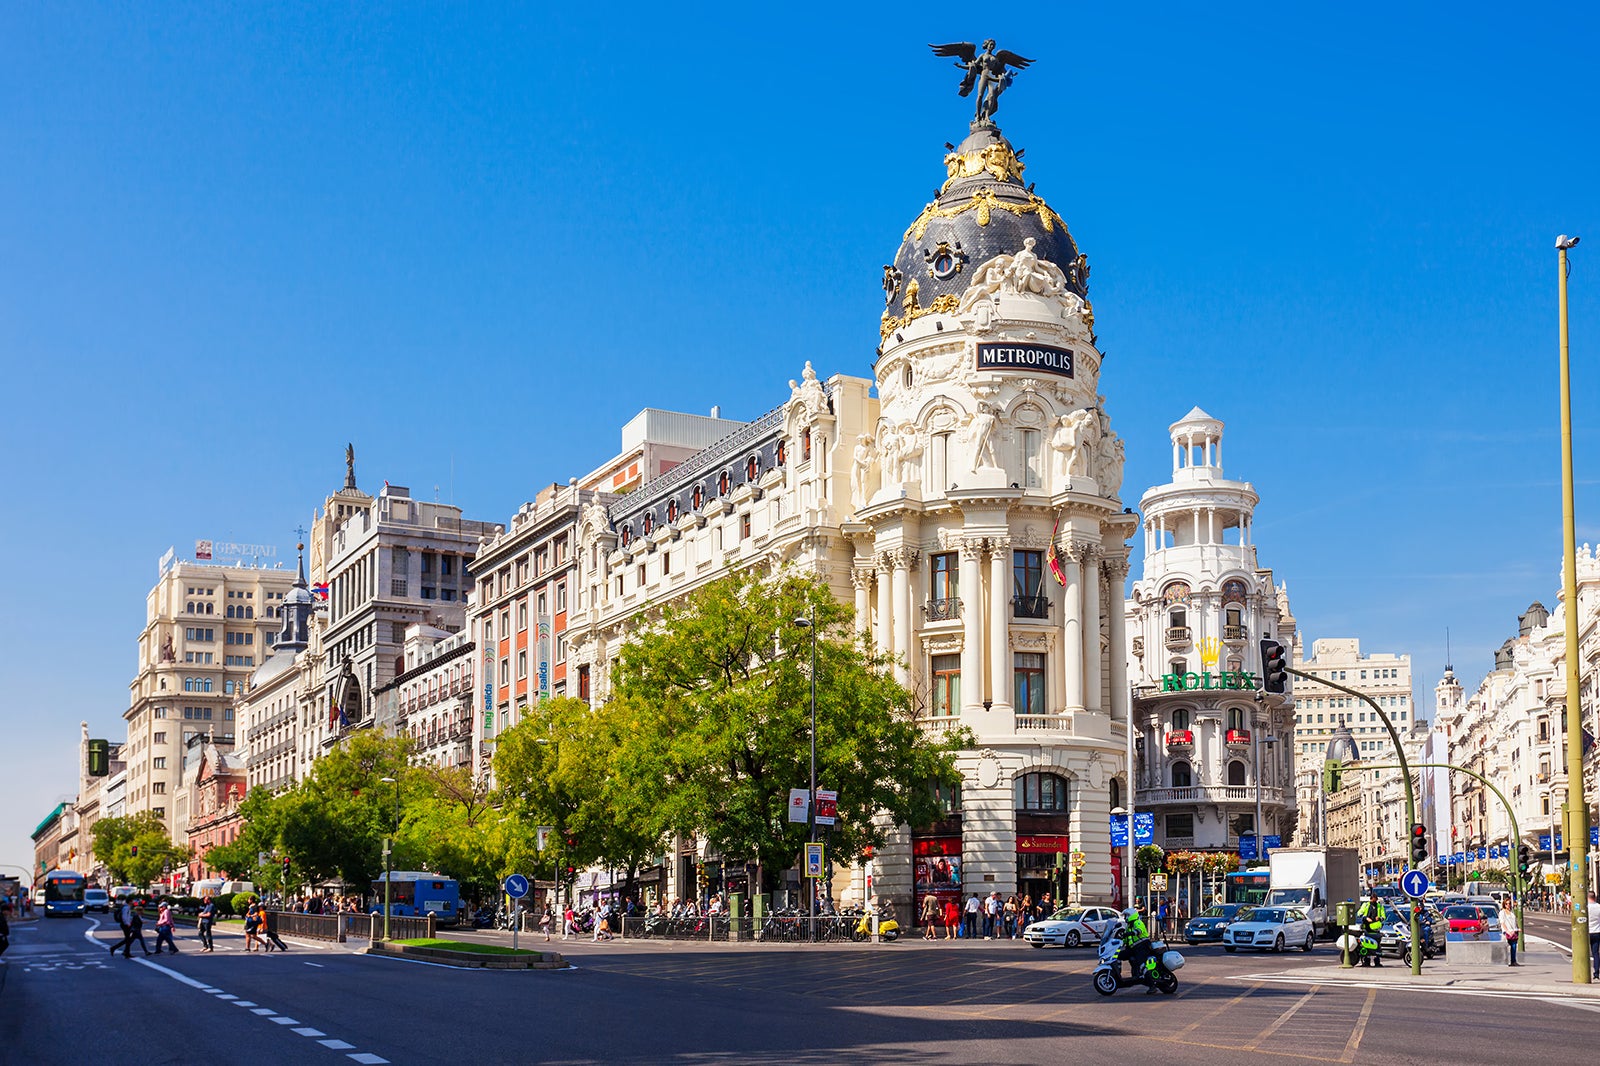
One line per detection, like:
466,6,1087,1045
1046,513,1066,586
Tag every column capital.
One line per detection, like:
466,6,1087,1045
959,537,986,561
889,547,920,570
1072,541,1101,564
850,566,876,590
986,534,1012,555
1102,557,1130,581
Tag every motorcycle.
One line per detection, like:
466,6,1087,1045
1337,922,1383,966
1091,924,1182,996
1391,917,1439,965
850,903,900,942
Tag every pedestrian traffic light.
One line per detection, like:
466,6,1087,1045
1259,639,1289,694
88,738,110,777
1323,759,1343,793
1410,823,1428,867
1517,844,1532,877
130,845,139,857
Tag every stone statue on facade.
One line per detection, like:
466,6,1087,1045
1054,408,1100,480
788,361,827,424
956,238,1069,313
930,39,1035,127
850,434,876,509
1098,434,1125,497
969,401,1000,471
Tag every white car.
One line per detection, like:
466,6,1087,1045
1023,906,1121,948
1222,906,1316,953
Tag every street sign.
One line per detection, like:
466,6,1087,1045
1401,870,1431,899
1539,834,1564,851
503,874,530,899
1150,874,1169,892
1476,846,1486,861
1240,836,1257,861
805,843,825,878
815,789,838,827
1264,835,1281,849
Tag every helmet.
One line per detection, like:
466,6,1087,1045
1122,907,1140,921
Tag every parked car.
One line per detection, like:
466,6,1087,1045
1183,903,1244,944
1222,906,1316,953
1023,906,1121,948
83,888,111,913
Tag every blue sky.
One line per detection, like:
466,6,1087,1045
3,4,1597,871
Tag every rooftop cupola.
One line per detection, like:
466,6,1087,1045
1169,407,1225,482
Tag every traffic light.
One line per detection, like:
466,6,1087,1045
87,738,110,777
130,845,139,857
1259,639,1288,694
282,858,291,881
1409,823,1428,867
1323,759,1344,793
1517,845,1532,877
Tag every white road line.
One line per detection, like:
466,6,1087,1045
292,1027,327,1037
319,1039,356,1050
251,1007,277,1015
270,1017,301,1025
304,961,324,967
214,994,237,1000
234,1000,258,1007
348,1054,389,1064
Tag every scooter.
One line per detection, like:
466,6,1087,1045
1091,924,1182,996
1337,922,1384,966
851,904,900,942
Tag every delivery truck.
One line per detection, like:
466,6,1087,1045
1265,846,1359,938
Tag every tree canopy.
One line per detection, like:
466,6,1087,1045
90,812,190,887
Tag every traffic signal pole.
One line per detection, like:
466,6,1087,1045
1288,667,1423,976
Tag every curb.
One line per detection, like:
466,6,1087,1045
365,942,569,970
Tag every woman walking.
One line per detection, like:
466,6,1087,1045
920,893,940,940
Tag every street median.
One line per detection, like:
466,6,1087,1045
366,937,569,970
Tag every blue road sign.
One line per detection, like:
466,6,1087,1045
1476,846,1486,861
1593,826,1599,847
503,873,530,899
1265,835,1282,849
1401,870,1431,899
1240,835,1257,861
1539,834,1564,851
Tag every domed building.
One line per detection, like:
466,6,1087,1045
566,71,1135,915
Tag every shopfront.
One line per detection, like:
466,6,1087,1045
912,834,962,927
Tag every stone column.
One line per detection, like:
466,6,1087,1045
1061,539,1083,714
875,552,894,661
959,538,985,713
1080,545,1102,714
851,565,873,638
891,550,913,685
988,536,1011,713
1106,558,1130,725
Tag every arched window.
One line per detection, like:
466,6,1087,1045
719,471,731,496
802,429,812,462
203,678,213,692
1227,761,1247,786
693,485,704,510
1109,778,1121,811
1227,707,1247,732
746,456,759,481
1171,761,1192,788
776,439,786,465
643,513,653,535
1171,707,1190,730
183,678,194,692
667,500,678,522
620,527,631,547
1016,772,1070,813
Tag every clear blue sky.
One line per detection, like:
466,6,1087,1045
4,4,1597,871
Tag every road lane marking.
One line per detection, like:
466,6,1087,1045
234,1000,258,1007
1177,982,1261,1036
293,1028,327,1037
348,1055,389,1064
320,1039,356,1050
1244,984,1320,1050
304,962,324,967
251,1008,277,1015
1339,987,1376,1063
271,1017,301,1025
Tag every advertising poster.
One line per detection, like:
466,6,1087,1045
912,837,963,925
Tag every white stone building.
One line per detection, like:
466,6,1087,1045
1126,409,1297,859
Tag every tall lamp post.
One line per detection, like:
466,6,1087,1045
791,610,819,924
1556,232,1591,983
379,774,400,941
1253,730,1278,865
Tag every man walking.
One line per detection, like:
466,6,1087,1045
197,898,215,951
261,907,289,952
153,899,180,954
110,899,151,958
964,893,980,939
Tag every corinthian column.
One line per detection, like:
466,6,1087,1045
988,537,1011,713
1080,544,1102,713
1061,538,1083,714
851,565,873,638
1105,558,1130,725
891,549,913,684
959,537,985,713
875,552,894,661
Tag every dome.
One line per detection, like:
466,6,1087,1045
882,124,1085,339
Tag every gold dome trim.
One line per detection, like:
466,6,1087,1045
903,189,1070,243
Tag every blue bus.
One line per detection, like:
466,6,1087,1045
1224,869,1272,907
43,871,88,917
372,871,460,926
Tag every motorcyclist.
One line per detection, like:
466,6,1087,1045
1355,892,1387,967
1118,906,1161,993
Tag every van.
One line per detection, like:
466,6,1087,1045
83,889,111,913
110,885,139,903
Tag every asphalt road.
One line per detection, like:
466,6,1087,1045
3,915,1596,1064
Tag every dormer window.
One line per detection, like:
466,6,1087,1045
746,456,759,481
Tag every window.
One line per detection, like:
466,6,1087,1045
556,583,567,611
1227,707,1246,732
153,782,166,795
1171,707,1190,730
661,551,670,576
499,658,510,686
1012,550,1043,599
929,432,950,491
740,513,751,539
555,633,566,663
1170,761,1192,787
1227,761,1247,786
931,654,960,716
517,603,528,631
802,428,812,462
517,651,528,679
1016,772,1069,812
1013,652,1045,714
1167,813,1194,837
154,732,167,744
153,757,167,770
1020,428,1042,488
930,552,958,601
746,456,759,481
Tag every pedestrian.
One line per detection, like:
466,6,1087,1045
942,897,959,940
920,893,940,940
538,904,553,942
243,901,262,952
1157,897,1170,938
108,898,134,957
1589,891,1600,980
111,899,151,958
964,893,980,939
1499,899,1519,966
197,898,215,951
1020,893,1033,929
262,907,289,952
1004,894,1019,939
153,899,180,954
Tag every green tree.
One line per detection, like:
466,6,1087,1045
397,764,508,900
91,812,190,887
606,569,962,889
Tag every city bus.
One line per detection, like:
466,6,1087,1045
371,872,460,925
1224,869,1272,907
43,871,88,917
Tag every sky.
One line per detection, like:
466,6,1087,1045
3,4,1597,873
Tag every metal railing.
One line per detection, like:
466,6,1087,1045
368,912,436,942
923,597,962,622
619,912,867,944
1137,784,1289,806
1011,595,1051,619
269,910,346,942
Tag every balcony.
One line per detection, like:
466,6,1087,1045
915,715,964,737
1165,729,1194,747
1223,624,1247,642
1016,713,1075,732
1012,595,1051,619
1137,784,1290,807
923,598,962,623
1165,626,1191,647
1226,728,1251,746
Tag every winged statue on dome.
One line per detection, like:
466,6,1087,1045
929,39,1034,126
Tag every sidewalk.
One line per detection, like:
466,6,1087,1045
1250,935,1600,999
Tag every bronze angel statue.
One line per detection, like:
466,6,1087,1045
930,39,1034,126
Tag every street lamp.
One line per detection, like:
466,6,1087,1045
791,610,819,926
1557,232,1592,982
379,774,400,941
1254,733,1278,864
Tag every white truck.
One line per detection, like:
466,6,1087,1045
1264,847,1360,939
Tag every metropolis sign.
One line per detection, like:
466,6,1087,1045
976,342,1074,377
